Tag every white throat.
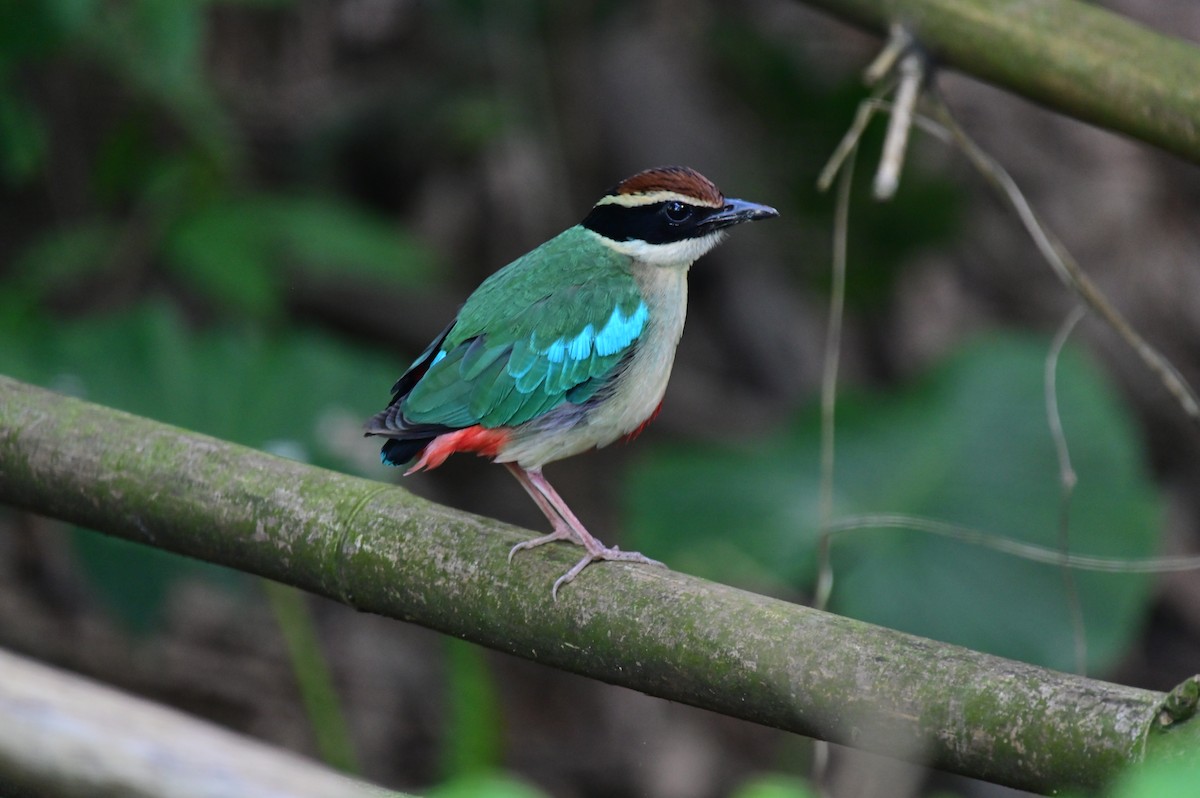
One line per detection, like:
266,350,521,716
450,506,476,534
597,230,727,268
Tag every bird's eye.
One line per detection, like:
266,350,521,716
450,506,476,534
662,201,692,224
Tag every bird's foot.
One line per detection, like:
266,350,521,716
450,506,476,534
552,545,665,601
508,528,578,563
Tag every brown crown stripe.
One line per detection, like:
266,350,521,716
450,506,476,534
611,166,724,208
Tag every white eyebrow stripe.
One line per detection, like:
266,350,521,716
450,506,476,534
593,191,723,209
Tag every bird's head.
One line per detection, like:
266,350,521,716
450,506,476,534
581,166,778,267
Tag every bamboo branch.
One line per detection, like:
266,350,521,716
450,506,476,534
0,375,1191,793
797,0,1200,164
0,645,407,797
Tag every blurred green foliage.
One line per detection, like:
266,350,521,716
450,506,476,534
0,302,401,626
1103,755,1200,798
0,0,485,783
429,772,550,798
0,0,437,622
0,0,435,329
729,773,819,798
443,639,504,779
627,335,1161,674
263,580,362,774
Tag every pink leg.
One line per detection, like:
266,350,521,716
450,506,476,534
504,463,580,551
505,464,664,598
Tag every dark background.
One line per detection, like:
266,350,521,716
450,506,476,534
2,1,1199,796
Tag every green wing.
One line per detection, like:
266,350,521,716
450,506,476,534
401,227,646,429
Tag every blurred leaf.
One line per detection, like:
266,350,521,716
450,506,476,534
165,193,436,316
0,91,48,185
259,195,437,284
430,773,549,798
166,199,281,316
627,334,1161,673
79,0,204,103
124,1,203,92
0,302,407,629
443,639,502,779
93,111,160,203
75,0,239,173
0,3,57,64
263,581,360,773
6,301,400,474
8,221,120,301
731,774,819,798
69,526,234,634
214,0,296,7
441,94,512,153
1104,755,1200,798
0,0,96,65
49,0,100,31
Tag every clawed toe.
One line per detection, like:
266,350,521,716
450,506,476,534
507,528,576,563
597,548,665,568
549,545,663,600
507,532,664,597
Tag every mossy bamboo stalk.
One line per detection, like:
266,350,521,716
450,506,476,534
0,375,1190,792
798,0,1200,164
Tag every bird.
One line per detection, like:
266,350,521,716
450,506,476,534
365,166,778,598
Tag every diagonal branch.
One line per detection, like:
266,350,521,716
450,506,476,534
0,375,1192,793
796,0,1200,165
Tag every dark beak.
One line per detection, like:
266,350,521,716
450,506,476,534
699,198,779,233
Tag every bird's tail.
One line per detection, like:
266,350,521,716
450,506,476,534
378,436,436,468
364,406,445,468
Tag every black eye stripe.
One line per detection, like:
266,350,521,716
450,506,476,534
582,200,713,244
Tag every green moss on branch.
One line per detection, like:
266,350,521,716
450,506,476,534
799,0,1200,164
0,376,1173,792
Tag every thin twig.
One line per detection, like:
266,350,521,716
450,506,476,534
817,80,897,193
1045,305,1088,674
813,35,912,613
811,104,862,798
814,49,1200,601
817,98,1200,578
874,52,924,199
925,88,1200,431
815,129,856,614
863,23,913,85
834,88,1200,432
823,513,1200,573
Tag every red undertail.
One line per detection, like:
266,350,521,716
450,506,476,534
405,426,511,475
